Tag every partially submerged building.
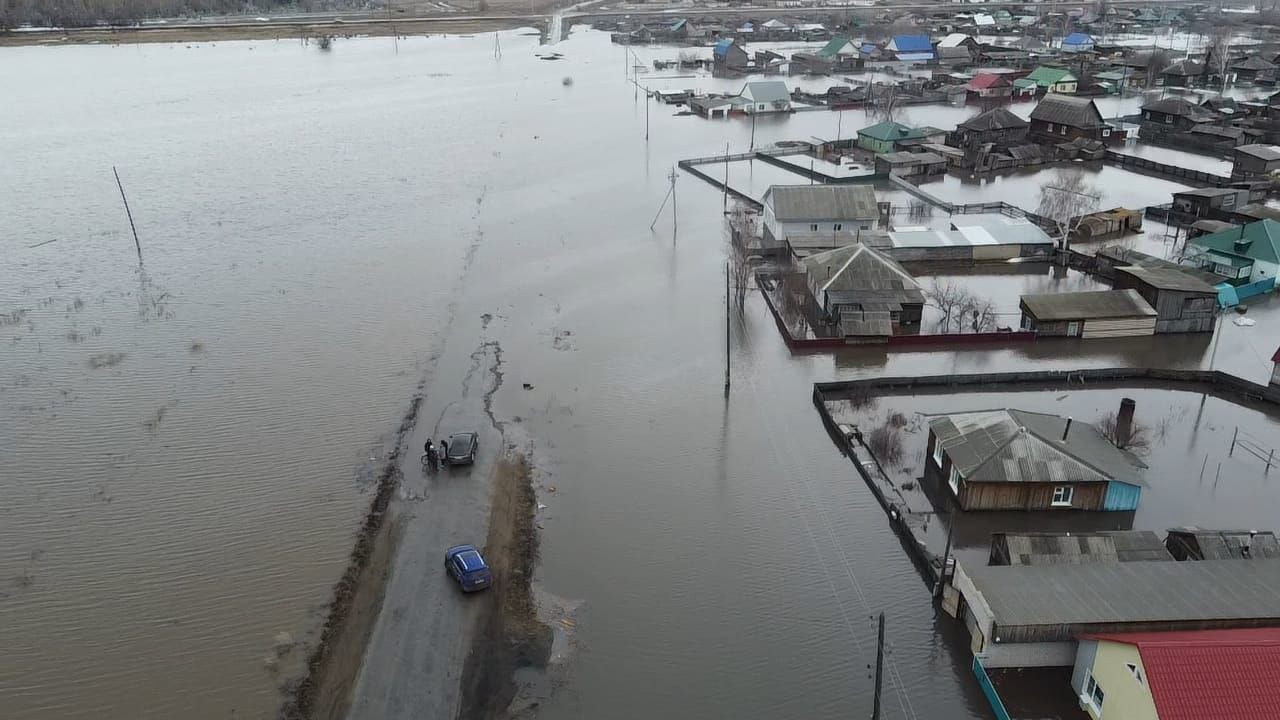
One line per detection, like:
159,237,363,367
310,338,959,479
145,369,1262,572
925,408,1147,512
761,184,878,246
875,151,947,177
738,81,792,114
885,214,1054,263
949,560,1280,666
1111,265,1218,333
1029,95,1118,144
1183,219,1280,293
1019,289,1158,338
801,244,924,339
1072,628,1280,720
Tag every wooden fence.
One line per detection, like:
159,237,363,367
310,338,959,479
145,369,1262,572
1104,150,1233,187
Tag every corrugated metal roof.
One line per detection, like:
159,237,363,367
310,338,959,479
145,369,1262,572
965,560,1280,630
1166,528,1280,560
950,214,1052,245
1235,143,1280,161
802,243,925,305
742,81,789,104
763,184,878,221
1020,289,1157,321
958,107,1027,131
1029,95,1106,130
879,151,945,164
994,531,1172,565
1116,265,1216,294
928,408,1147,486
1085,628,1280,720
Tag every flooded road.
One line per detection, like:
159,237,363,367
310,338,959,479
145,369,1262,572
3,28,1279,720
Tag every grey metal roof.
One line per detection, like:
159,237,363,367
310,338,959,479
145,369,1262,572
1029,95,1106,130
803,243,925,306
993,531,1172,565
928,409,1147,487
1141,97,1217,122
742,80,790,104
879,151,946,165
1189,124,1245,140
1167,528,1280,560
958,107,1030,132
763,184,878,221
964,560,1280,632
1019,288,1157,321
1174,187,1242,199
1236,144,1280,161
1116,265,1216,294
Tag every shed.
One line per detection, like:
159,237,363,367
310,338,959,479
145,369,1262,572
1019,289,1157,338
1165,527,1280,561
925,408,1147,513
875,150,947,177
1112,266,1217,333
689,95,732,119
1232,144,1280,178
989,531,1172,566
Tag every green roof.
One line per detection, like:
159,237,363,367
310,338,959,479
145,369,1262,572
817,37,853,59
1189,219,1280,265
1026,66,1078,87
1013,78,1037,89
857,120,929,141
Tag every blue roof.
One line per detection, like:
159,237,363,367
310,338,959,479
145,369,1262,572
860,42,878,55
671,19,686,31
891,35,932,52
1063,32,1093,45
714,38,735,56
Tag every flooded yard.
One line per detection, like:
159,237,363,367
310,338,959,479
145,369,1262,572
925,165,1190,214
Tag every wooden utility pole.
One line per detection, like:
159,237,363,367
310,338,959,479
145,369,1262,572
750,112,757,151
113,166,143,265
723,141,730,213
724,260,731,395
669,166,677,233
872,612,885,720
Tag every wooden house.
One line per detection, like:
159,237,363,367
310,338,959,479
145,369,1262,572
1232,144,1280,178
951,107,1029,148
712,39,749,73
1112,266,1218,333
1019,289,1157,337
966,72,1013,101
800,243,924,338
875,151,947,177
926,408,1147,512
1140,97,1217,130
1232,55,1277,83
1029,96,1118,144
1161,58,1205,87
1171,187,1251,219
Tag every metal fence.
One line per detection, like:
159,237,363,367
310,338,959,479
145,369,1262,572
972,656,1012,720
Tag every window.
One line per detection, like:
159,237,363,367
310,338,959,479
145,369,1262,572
834,223,843,231
1103,128,1111,137
1127,663,1144,684
1061,126,1068,135
1051,485,1073,507
1165,115,1173,124
1144,111,1151,120
1046,122,1054,132
1083,673,1105,713
932,437,944,467
758,104,766,111
810,223,819,232
949,465,961,494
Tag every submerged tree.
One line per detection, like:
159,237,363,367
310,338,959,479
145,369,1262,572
1036,169,1102,253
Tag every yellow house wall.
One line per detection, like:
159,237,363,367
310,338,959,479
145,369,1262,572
1082,641,1160,720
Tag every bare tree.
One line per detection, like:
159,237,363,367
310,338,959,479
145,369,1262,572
1036,169,1101,254
866,83,901,123
1096,412,1151,454
925,280,996,333
1145,48,1171,89
926,280,966,332
907,199,933,222
1207,26,1234,92
959,295,998,333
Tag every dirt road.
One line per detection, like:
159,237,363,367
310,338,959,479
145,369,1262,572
342,340,507,720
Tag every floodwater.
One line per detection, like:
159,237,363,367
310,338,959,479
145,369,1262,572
923,165,1190,215
3,27,1279,720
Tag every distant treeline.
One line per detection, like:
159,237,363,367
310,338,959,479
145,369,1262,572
0,0,363,30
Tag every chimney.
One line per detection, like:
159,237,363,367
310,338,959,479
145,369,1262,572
1062,416,1073,441
1116,398,1136,448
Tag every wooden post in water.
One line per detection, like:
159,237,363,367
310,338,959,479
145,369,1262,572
723,141,730,213
724,260,731,396
872,612,885,720
1231,427,1239,456
113,166,143,265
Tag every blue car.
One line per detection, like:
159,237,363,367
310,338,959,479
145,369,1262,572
444,544,492,592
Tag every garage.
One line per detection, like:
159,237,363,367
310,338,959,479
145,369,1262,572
1019,289,1157,338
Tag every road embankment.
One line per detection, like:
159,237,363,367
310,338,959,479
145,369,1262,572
459,453,552,720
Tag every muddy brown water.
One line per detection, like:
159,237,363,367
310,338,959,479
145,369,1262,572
4,28,1280,720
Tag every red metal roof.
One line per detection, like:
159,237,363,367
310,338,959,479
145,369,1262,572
968,72,1009,90
1084,628,1280,720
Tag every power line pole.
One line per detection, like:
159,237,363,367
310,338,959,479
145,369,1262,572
113,166,143,265
669,166,677,234
872,612,885,720
724,260,731,395
722,141,730,213
750,112,757,151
